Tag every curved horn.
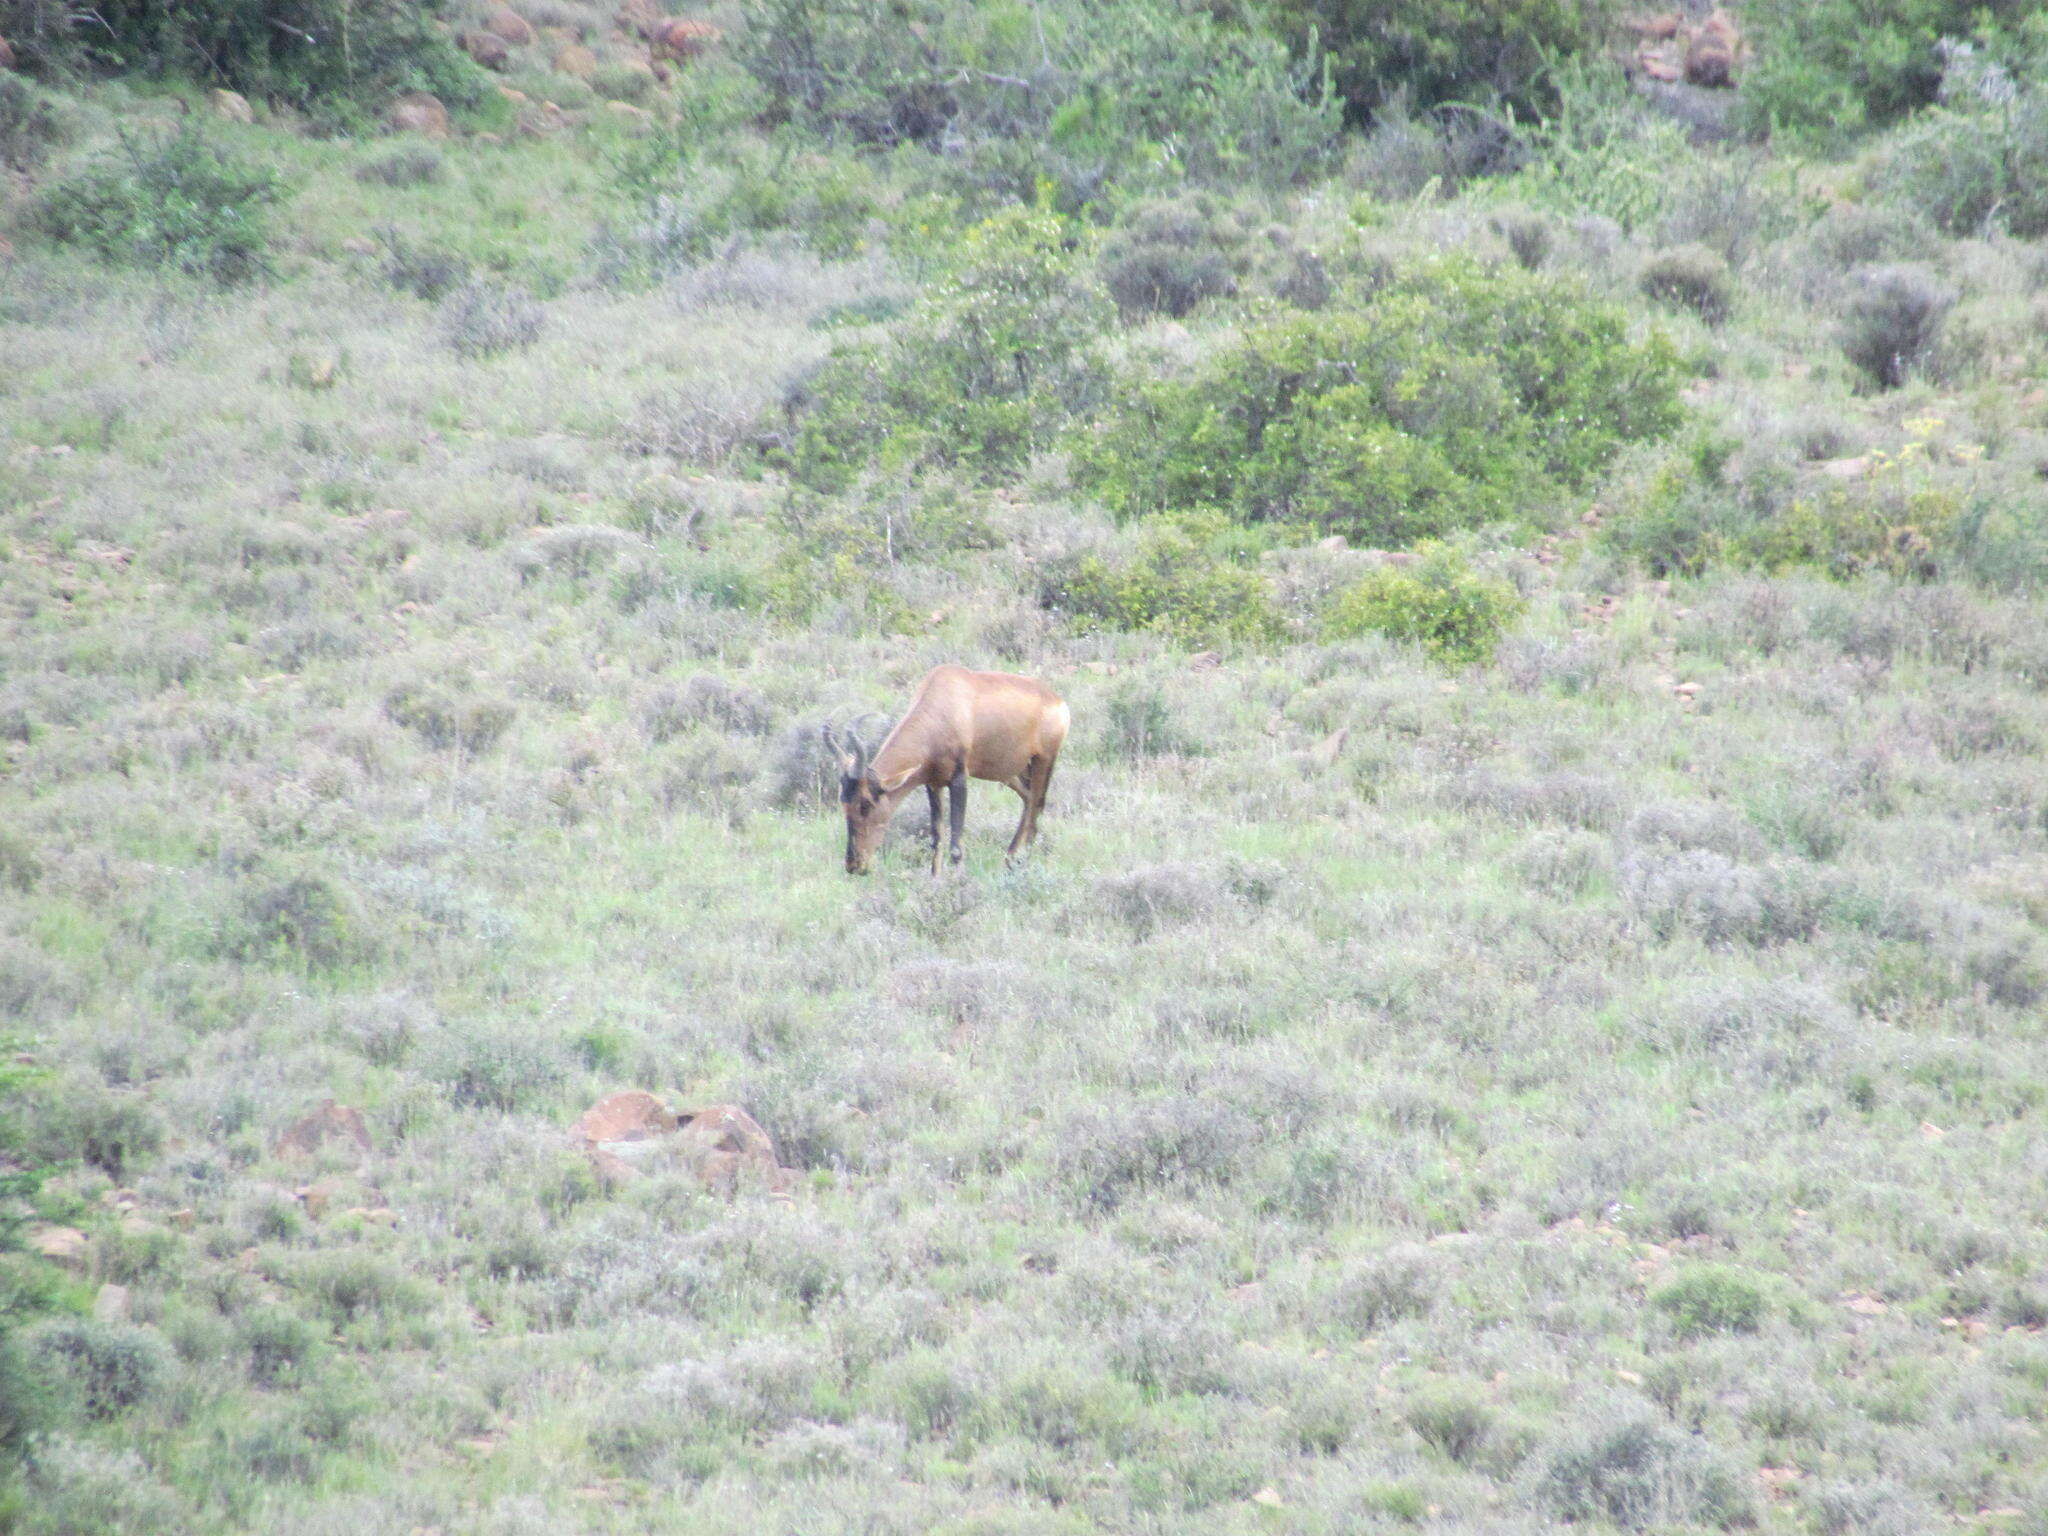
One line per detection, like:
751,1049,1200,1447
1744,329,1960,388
849,731,872,776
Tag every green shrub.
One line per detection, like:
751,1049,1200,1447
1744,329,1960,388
1098,196,1249,319
1264,0,1605,122
50,0,489,123
1739,0,2039,140
1640,245,1732,325
1842,263,1953,390
1040,515,1281,645
1652,1265,1769,1337
781,206,1110,488
1600,435,1961,580
1077,257,1681,542
0,1048,63,1465
1874,40,2048,238
25,1318,170,1419
0,72,70,171
1324,545,1521,666
1533,1410,1749,1529
31,126,285,285
731,0,1335,209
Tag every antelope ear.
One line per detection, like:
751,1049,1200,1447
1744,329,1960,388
876,764,919,795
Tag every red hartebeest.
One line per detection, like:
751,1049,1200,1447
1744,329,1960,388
826,665,1069,876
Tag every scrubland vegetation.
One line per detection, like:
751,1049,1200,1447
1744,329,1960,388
3,0,2048,1529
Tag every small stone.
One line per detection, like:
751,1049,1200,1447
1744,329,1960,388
1250,1486,1286,1508
1816,454,1872,480
1919,1120,1947,1142
1186,651,1222,671
0,35,16,70
170,1208,195,1229
387,92,451,138
1842,1292,1888,1316
31,1227,88,1266
340,235,378,257
93,1283,131,1323
212,89,254,124
487,5,536,45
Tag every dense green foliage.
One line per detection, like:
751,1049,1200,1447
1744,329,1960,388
1262,0,1605,121
1740,0,2038,138
781,207,1109,488
1874,37,2048,237
1323,545,1522,665
30,126,284,284
1040,515,1282,644
2,0,488,122
729,0,1338,208
1076,260,1681,543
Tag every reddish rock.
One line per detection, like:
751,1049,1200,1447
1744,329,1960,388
487,5,536,45
1684,12,1739,88
1625,11,1681,39
0,36,15,70
275,1099,372,1158
212,88,254,124
387,92,451,137
648,18,720,62
462,29,511,69
571,1090,677,1146
679,1103,776,1162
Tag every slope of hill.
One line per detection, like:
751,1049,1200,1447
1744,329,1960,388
3,4,2048,1530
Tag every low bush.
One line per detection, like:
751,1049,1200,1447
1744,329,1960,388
1739,0,2039,140
1652,1265,1769,1337
1841,264,1955,391
0,72,69,171
1039,515,1281,645
778,207,1110,488
49,0,489,125
1874,40,2048,238
31,127,285,285
1601,435,1960,580
439,282,547,359
1265,0,1607,122
1076,257,1682,543
1531,1409,1749,1529
1324,546,1521,666
1640,245,1732,325
730,0,1335,209
1098,197,1248,319
25,1319,170,1419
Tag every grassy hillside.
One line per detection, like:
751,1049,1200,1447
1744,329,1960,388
3,3,2048,1531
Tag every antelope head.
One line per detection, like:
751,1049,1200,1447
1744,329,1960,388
825,722,888,875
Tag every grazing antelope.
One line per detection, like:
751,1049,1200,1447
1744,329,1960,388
826,665,1069,876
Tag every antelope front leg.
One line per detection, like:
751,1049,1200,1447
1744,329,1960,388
947,766,967,871
926,782,943,877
